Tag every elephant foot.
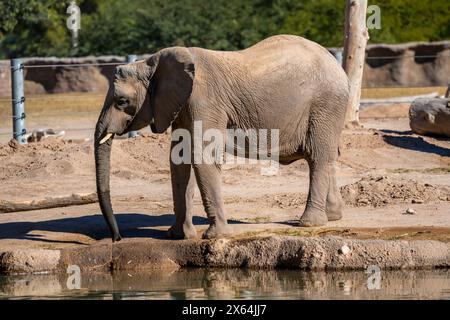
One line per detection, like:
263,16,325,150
167,223,197,239
202,222,231,239
298,207,328,227
326,212,342,222
326,201,343,221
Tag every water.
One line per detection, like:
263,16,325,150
1,268,449,300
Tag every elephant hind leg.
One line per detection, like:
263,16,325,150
299,135,343,227
325,161,343,221
298,158,330,227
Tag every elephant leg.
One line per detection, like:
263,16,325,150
326,161,343,221
167,152,197,239
193,163,230,239
299,159,330,227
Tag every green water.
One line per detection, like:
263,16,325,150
1,268,449,300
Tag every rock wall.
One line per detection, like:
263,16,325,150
0,41,449,97
329,40,450,88
364,41,449,87
0,56,124,97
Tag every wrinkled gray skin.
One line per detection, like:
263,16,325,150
95,35,349,242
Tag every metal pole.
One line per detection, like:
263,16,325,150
10,59,27,144
127,54,139,139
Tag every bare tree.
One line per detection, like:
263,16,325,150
342,0,369,127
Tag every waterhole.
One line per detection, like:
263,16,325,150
1,268,449,300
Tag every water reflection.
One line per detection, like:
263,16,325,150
1,268,449,300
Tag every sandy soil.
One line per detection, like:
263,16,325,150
0,103,449,251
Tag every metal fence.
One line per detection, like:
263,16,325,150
0,53,449,144
0,55,145,144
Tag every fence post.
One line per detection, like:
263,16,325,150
10,58,27,144
126,54,139,139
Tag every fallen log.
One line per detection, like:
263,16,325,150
409,98,450,137
360,92,440,107
0,193,98,213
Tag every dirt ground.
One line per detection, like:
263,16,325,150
0,102,449,252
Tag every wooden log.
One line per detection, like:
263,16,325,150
409,98,450,137
360,92,440,106
343,0,369,126
0,193,98,213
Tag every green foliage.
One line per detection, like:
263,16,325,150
0,0,449,58
367,0,450,43
280,0,346,47
0,0,71,57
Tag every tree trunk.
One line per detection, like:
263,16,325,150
343,0,369,127
0,193,98,213
409,98,450,137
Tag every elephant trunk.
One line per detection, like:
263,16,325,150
94,120,121,242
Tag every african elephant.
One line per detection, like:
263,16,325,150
95,35,349,242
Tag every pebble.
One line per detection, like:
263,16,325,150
404,208,416,215
338,245,351,255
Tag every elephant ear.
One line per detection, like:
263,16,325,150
149,47,195,133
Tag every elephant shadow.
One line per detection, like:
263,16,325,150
0,213,222,244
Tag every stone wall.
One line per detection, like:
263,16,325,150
0,56,124,97
329,40,449,88
0,41,449,97
364,41,449,87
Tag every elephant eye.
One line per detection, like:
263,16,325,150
117,97,128,108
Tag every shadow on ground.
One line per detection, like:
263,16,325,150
0,213,220,244
382,134,450,156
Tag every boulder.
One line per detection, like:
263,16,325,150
409,98,450,137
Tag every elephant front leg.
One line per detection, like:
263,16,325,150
193,163,230,239
299,161,330,227
167,159,197,239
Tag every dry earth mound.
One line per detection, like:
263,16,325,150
0,134,171,182
341,175,450,207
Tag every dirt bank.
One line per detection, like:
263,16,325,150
1,235,449,274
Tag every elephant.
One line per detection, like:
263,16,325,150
94,35,349,242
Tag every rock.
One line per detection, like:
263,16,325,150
338,245,351,255
52,66,109,93
21,56,121,94
25,128,65,143
0,60,11,97
409,98,450,137
0,249,60,273
363,42,450,88
24,80,46,95
404,208,416,215
412,199,424,204
357,199,369,205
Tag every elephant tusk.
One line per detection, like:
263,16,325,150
99,133,113,144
